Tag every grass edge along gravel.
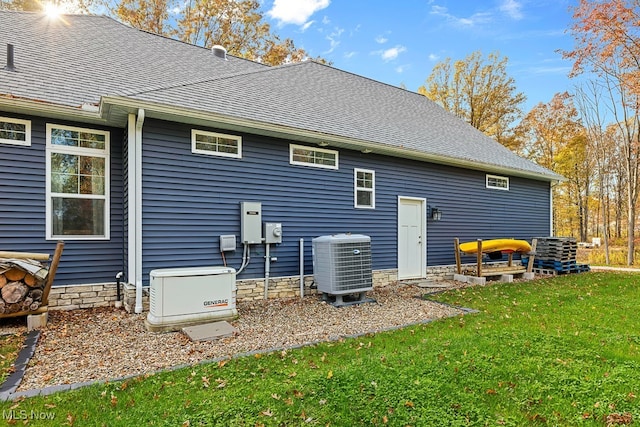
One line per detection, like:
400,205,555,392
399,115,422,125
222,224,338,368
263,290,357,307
2,271,640,426
0,334,23,384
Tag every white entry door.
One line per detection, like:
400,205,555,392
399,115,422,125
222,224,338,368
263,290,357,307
397,197,426,279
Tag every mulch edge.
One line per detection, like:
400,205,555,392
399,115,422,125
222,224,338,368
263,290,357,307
0,300,475,402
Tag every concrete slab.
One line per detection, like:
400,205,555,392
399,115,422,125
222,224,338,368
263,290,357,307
500,274,514,283
522,272,535,280
453,274,468,283
182,321,237,342
468,276,486,286
27,312,48,331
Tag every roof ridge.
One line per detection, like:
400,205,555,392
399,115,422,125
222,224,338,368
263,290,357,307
122,61,310,97
298,59,427,98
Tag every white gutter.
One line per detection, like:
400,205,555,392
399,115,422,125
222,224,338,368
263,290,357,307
100,95,564,183
134,109,145,313
0,96,106,124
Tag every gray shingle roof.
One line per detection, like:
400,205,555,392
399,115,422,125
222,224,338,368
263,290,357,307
0,11,266,107
0,11,560,180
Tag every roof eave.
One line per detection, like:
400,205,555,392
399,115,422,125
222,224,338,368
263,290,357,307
101,95,562,182
0,95,108,125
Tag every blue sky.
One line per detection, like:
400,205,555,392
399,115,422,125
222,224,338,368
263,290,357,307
263,0,578,112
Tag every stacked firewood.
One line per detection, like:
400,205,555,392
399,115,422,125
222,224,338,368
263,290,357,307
0,262,47,314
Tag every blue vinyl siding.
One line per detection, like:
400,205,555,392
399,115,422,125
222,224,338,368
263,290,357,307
0,114,125,286
141,118,550,283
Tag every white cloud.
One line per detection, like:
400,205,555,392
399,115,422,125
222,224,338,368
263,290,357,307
267,0,331,26
430,4,492,27
395,64,410,73
301,20,315,32
428,53,439,61
380,45,406,61
322,15,331,25
500,0,523,20
324,27,344,54
344,51,357,59
375,35,388,44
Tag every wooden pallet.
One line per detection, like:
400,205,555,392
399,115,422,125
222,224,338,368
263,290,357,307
532,264,590,276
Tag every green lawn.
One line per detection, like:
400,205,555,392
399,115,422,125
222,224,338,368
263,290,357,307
0,333,22,384
2,272,640,426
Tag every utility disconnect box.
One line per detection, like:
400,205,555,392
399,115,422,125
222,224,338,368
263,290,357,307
240,202,262,244
264,223,282,244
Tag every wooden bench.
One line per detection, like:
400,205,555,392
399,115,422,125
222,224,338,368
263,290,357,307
454,238,537,277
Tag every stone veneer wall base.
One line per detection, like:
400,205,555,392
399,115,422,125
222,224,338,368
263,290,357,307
44,262,522,313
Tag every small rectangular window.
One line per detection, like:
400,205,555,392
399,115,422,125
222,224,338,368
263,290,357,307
354,168,375,208
290,144,338,169
192,129,242,158
486,174,509,190
0,117,31,146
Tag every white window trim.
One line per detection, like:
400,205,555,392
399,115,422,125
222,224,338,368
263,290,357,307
191,129,242,158
486,174,509,191
0,116,31,146
354,168,375,209
45,123,110,240
289,144,339,169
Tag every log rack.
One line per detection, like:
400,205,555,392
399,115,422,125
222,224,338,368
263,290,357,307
454,238,536,277
0,241,64,319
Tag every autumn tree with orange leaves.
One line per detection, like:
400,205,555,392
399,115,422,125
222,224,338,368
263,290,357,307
564,0,640,265
108,0,321,66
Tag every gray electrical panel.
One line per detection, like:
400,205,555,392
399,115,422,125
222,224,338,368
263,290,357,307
264,223,282,244
240,202,262,244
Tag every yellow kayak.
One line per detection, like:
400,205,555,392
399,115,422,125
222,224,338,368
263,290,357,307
459,239,531,254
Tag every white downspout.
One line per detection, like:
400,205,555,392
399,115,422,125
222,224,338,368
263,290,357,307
550,182,554,236
134,109,145,314
126,114,137,311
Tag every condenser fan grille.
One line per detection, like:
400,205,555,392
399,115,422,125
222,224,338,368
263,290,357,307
312,234,373,295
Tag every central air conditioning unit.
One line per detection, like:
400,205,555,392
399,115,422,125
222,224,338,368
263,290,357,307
145,266,237,332
312,234,374,306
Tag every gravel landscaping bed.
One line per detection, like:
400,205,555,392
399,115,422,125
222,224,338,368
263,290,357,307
2,282,466,392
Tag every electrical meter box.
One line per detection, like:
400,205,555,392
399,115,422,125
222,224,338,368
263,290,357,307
240,202,262,244
264,222,282,244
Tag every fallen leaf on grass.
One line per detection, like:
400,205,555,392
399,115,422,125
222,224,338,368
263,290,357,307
326,370,333,379
605,412,633,425
261,409,273,417
404,401,414,408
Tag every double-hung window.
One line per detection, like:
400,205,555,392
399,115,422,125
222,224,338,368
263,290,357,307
354,168,375,208
0,116,31,146
46,124,110,240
